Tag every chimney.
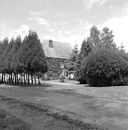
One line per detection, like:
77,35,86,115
49,39,53,48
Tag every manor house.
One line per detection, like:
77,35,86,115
42,39,72,79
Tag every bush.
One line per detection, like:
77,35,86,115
74,68,87,84
59,74,65,82
82,49,128,86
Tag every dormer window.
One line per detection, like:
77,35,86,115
49,39,53,48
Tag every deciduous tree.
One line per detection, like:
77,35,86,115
100,27,116,49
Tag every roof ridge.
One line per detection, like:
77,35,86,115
42,39,71,45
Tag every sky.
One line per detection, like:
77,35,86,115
0,0,128,49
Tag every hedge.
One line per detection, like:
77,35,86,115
81,49,128,86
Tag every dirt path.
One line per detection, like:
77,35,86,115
0,95,106,130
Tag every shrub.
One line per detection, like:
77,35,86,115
82,49,128,86
112,75,128,86
59,74,65,82
75,68,87,84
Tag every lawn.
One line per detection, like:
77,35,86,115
0,109,30,130
0,81,128,130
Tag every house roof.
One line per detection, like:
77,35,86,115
41,40,72,59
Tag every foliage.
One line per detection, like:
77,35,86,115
100,27,117,50
65,44,78,72
23,31,47,74
0,38,8,56
59,74,65,82
75,25,119,85
46,58,65,80
0,30,48,85
82,49,128,86
0,38,9,73
75,67,87,84
90,25,100,48
0,38,13,73
74,39,92,83
10,36,22,73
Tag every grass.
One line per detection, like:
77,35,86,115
0,109,31,130
0,95,107,130
5,82,51,87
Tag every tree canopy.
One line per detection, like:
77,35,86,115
0,31,47,85
65,44,78,72
75,25,123,84
74,39,92,83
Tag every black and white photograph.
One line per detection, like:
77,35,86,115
0,0,128,129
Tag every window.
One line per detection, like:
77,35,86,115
60,62,64,68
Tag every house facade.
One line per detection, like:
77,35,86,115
42,40,72,80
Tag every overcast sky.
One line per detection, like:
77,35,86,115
0,0,128,49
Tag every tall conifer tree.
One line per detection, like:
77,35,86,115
75,39,92,83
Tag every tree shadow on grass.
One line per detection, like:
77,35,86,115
75,83,115,88
2,83,52,88
18,83,52,88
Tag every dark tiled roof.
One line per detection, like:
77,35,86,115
42,40,72,59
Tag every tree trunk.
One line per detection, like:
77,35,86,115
27,73,30,85
10,73,13,84
31,73,33,85
25,73,27,84
12,73,14,84
14,73,16,84
23,73,26,85
38,72,40,85
34,74,37,85
8,74,10,84
17,73,19,85
3,73,6,83
2,73,4,83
